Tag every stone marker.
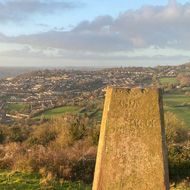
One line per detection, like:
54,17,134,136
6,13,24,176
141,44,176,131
93,87,170,190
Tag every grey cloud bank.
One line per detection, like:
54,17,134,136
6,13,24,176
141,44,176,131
2,0,190,51
0,0,190,67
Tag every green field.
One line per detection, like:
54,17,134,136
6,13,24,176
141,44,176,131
164,106,190,126
32,106,97,120
159,77,179,84
163,94,190,106
33,106,81,119
7,104,27,113
163,94,190,126
0,169,91,190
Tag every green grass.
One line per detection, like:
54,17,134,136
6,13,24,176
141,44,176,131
32,106,97,120
0,169,188,190
33,106,81,119
163,94,190,127
158,77,179,84
164,106,190,126
7,104,27,113
90,110,103,121
163,94,190,106
0,169,92,190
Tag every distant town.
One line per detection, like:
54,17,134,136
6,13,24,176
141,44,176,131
0,63,190,125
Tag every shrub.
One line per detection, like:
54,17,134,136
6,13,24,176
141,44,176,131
164,112,189,146
168,146,190,183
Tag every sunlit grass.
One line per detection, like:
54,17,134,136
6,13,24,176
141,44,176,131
163,94,190,106
32,106,96,120
0,169,92,190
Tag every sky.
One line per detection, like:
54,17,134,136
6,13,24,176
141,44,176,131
0,0,190,68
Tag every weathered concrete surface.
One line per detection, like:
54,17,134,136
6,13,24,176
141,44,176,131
93,87,170,190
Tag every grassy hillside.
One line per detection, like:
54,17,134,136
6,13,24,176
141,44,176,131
0,169,92,190
32,106,81,119
0,169,189,190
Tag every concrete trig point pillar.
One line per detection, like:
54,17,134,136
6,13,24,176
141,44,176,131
93,87,170,190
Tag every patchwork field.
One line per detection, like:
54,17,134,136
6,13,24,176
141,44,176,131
6,92,190,127
31,93,190,127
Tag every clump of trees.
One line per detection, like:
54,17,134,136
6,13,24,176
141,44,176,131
164,112,190,185
0,115,100,184
177,73,190,87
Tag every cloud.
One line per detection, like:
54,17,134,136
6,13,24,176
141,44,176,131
55,48,190,61
0,46,48,58
62,54,190,62
113,0,190,49
1,45,189,64
5,30,133,52
1,0,190,54
0,0,81,22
